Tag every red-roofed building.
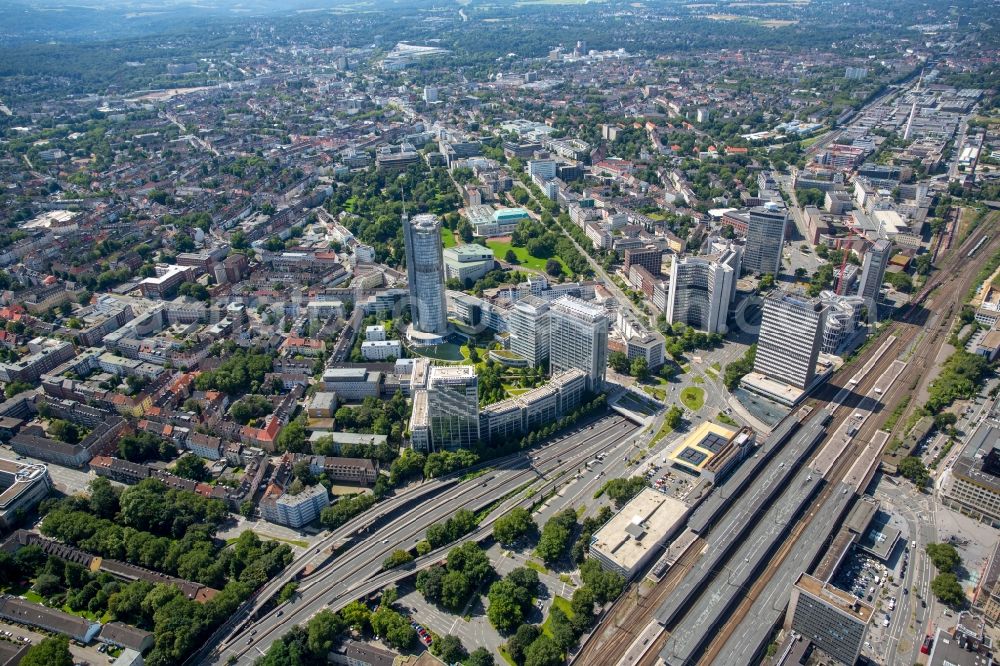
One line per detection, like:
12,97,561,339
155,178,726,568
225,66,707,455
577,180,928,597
241,414,282,451
280,336,325,357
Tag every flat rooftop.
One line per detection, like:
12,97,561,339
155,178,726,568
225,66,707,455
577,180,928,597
323,368,374,381
429,365,476,380
551,295,605,322
858,515,902,561
952,423,1000,494
666,421,738,475
740,372,807,406
590,488,688,572
795,572,874,623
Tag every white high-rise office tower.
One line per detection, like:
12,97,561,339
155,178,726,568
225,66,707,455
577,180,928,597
427,366,480,450
548,296,608,392
403,214,449,336
753,292,826,390
666,255,735,334
857,238,892,310
743,203,788,277
509,296,550,368
818,291,865,355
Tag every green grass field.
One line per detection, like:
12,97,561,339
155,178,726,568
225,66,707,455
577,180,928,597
486,239,567,274
525,559,549,575
651,419,674,445
441,229,457,249
680,386,705,411
716,411,738,426
542,595,575,638
411,342,465,361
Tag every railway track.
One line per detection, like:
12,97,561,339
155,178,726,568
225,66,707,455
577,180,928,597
579,214,999,666
215,416,641,664
689,216,1000,665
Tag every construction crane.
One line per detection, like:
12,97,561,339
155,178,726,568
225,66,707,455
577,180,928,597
836,230,854,295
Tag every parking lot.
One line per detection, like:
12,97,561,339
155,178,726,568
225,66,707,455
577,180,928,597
644,459,696,500
0,621,113,666
0,444,97,496
832,548,894,607
830,542,913,661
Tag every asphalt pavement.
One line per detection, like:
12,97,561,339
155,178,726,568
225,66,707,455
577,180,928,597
212,414,640,664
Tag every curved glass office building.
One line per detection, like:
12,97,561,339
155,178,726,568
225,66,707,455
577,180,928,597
403,213,449,337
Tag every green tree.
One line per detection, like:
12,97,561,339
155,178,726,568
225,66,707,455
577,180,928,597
88,477,120,518
569,587,595,632
580,558,624,603
897,456,929,487
435,634,468,664
370,607,415,651
608,351,629,373
447,541,494,586
416,566,446,604
306,608,345,655
493,507,536,545
547,606,578,651
931,572,965,607
535,509,577,566
524,635,563,666
278,582,299,604
33,572,62,597
598,477,648,509
487,580,526,633
925,543,961,573
340,600,372,632
465,647,496,666
506,624,541,665
630,357,649,380
174,455,210,482
20,637,73,666
4,380,33,398
664,405,683,430
382,549,414,569
440,570,472,611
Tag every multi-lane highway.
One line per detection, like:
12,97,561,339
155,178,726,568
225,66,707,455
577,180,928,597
204,413,639,665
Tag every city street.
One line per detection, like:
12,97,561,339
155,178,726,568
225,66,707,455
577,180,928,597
0,444,96,496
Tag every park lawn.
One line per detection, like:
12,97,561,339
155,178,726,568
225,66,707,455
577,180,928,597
525,559,549,575
642,385,666,402
542,595,576,638
717,411,738,426
412,343,465,361
486,239,567,274
680,387,705,411
460,344,491,362
498,646,517,666
651,418,674,445
441,228,457,249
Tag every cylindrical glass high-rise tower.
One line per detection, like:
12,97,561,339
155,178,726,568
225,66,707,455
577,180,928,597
403,213,449,336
